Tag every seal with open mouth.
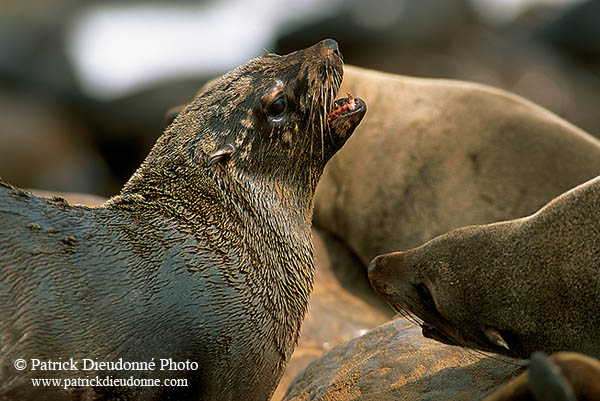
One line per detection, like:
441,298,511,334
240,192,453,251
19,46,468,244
0,39,366,401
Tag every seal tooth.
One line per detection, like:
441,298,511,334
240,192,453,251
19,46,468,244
347,92,356,110
483,326,510,350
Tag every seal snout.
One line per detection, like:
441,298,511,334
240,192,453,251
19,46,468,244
368,251,410,296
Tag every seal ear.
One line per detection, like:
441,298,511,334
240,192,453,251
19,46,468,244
207,144,235,167
162,105,186,130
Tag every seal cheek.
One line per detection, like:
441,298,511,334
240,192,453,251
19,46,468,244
282,130,293,146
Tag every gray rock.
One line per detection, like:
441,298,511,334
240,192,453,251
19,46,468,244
284,318,522,401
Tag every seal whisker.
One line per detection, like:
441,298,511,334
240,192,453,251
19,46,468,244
460,346,525,368
388,302,424,328
320,86,326,161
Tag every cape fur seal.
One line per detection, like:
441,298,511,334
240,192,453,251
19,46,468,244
0,39,366,400
314,65,600,266
369,175,600,360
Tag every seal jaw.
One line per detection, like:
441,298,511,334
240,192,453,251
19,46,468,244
328,93,364,122
327,94,366,145
421,323,455,345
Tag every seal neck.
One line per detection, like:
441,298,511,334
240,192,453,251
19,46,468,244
107,142,315,363
106,136,316,302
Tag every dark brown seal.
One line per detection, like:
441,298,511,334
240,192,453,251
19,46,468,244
0,39,366,401
368,175,600,360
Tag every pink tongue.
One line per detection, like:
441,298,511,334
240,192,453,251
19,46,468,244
328,104,344,121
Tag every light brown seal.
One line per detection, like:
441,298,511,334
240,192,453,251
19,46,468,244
0,39,366,401
369,175,600,359
314,65,600,266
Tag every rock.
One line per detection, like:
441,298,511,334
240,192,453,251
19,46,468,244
283,318,522,401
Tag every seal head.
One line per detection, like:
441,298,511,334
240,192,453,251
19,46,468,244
114,38,366,210
368,176,600,359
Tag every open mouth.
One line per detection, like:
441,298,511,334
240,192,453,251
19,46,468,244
328,92,365,122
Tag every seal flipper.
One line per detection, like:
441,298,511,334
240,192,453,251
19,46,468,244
529,352,576,401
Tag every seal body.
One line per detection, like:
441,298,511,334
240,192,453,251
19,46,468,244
0,40,366,400
369,175,600,359
315,65,600,266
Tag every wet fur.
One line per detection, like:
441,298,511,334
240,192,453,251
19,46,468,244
0,41,365,400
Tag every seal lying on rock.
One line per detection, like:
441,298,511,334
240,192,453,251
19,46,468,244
0,39,366,401
369,175,600,360
315,65,600,266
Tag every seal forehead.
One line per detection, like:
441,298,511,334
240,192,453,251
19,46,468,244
187,72,258,140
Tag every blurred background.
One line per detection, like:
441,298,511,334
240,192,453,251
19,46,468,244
1,0,599,197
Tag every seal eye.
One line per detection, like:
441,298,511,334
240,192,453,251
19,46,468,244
415,283,435,308
266,94,287,118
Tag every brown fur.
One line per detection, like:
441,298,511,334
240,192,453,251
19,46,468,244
315,65,600,266
0,40,366,400
369,175,600,360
